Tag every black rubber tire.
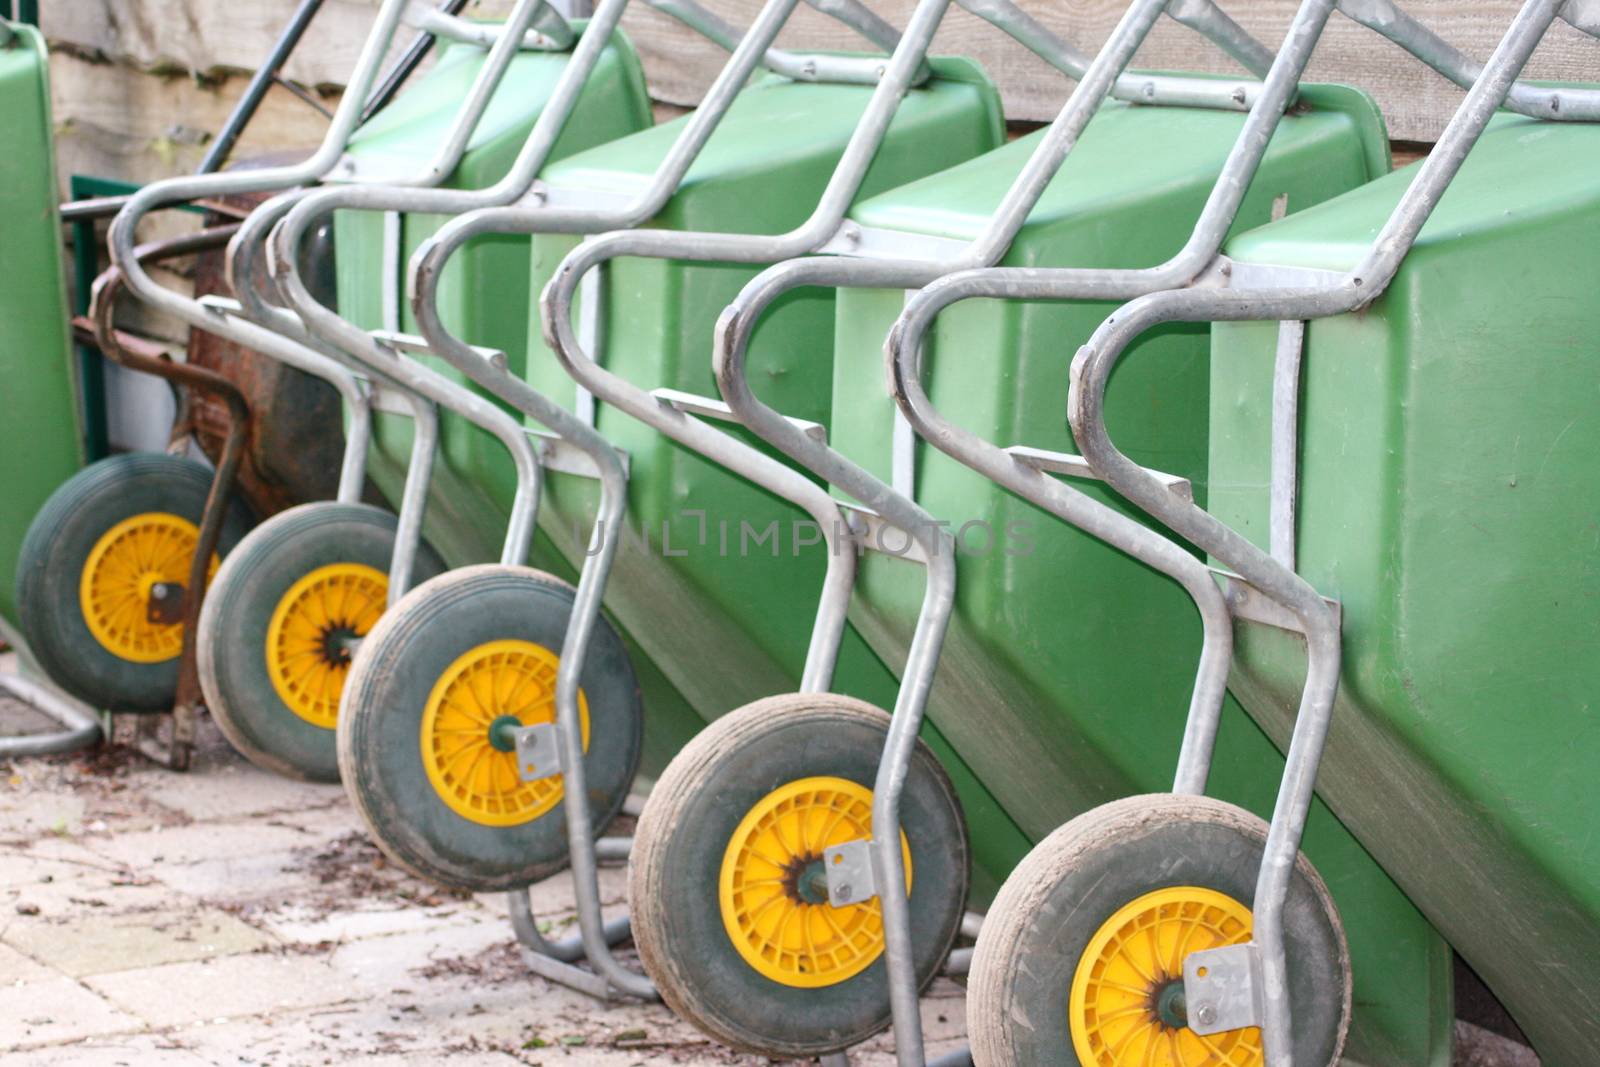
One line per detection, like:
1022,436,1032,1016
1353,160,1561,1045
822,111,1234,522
629,695,970,1059
15,453,253,712
968,793,1352,1067
197,502,445,783
337,563,643,892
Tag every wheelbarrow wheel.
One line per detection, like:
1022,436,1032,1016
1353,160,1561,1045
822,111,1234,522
337,564,642,892
197,502,445,782
629,694,968,1058
968,793,1351,1067
15,453,253,712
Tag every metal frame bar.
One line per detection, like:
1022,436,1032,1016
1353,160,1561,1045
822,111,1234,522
87,227,253,769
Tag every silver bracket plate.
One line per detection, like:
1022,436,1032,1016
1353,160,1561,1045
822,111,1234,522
365,380,415,417
837,503,932,564
371,328,508,369
513,722,561,783
522,181,642,213
197,293,245,317
823,838,878,907
650,387,827,444
815,222,970,262
1183,942,1264,1035
528,429,629,480
1005,445,1194,503
1222,257,1347,290
1212,569,1341,634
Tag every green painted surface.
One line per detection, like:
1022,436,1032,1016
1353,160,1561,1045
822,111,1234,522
1211,114,1600,1067
830,88,1451,1066
0,25,82,626
522,59,1032,894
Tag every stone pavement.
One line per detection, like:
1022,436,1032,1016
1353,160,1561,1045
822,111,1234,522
0,706,967,1066
0,686,1542,1067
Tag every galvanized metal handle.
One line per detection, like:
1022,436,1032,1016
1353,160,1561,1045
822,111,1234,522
530,0,981,698
403,0,575,51
884,279,1234,798
958,0,1276,105
647,0,929,84
1338,0,1600,120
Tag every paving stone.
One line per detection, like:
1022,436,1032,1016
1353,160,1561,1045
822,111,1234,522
3,898,274,977
134,760,345,823
0,942,54,985
0,975,142,1050
3,1034,214,1066
0,737,1097,1066
176,1010,531,1066
85,952,345,1028
0,786,86,840
323,916,513,997
0,838,141,900
263,899,496,948
133,846,311,904
81,817,342,870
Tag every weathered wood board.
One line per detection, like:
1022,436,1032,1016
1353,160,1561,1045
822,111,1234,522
608,0,1600,143
37,0,1600,177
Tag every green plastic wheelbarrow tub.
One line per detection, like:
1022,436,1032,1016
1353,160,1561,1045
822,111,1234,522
520,58,1034,893
830,86,1452,1066
0,24,82,627
335,24,652,566
1210,113,1600,1067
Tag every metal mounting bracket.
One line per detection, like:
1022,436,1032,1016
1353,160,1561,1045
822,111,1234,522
513,722,562,782
1183,942,1263,1035
823,838,878,907
1212,569,1341,634
527,428,629,479
837,503,933,564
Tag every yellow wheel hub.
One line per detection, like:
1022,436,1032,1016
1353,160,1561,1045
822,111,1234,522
718,776,912,989
79,512,216,663
1069,886,1262,1067
265,562,388,730
420,639,589,827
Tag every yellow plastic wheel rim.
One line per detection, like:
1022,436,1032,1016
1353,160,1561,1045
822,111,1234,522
1069,886,1262,1067
419,638,589,827
79,512,216,663
718,776,912,989
265,562,388,730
